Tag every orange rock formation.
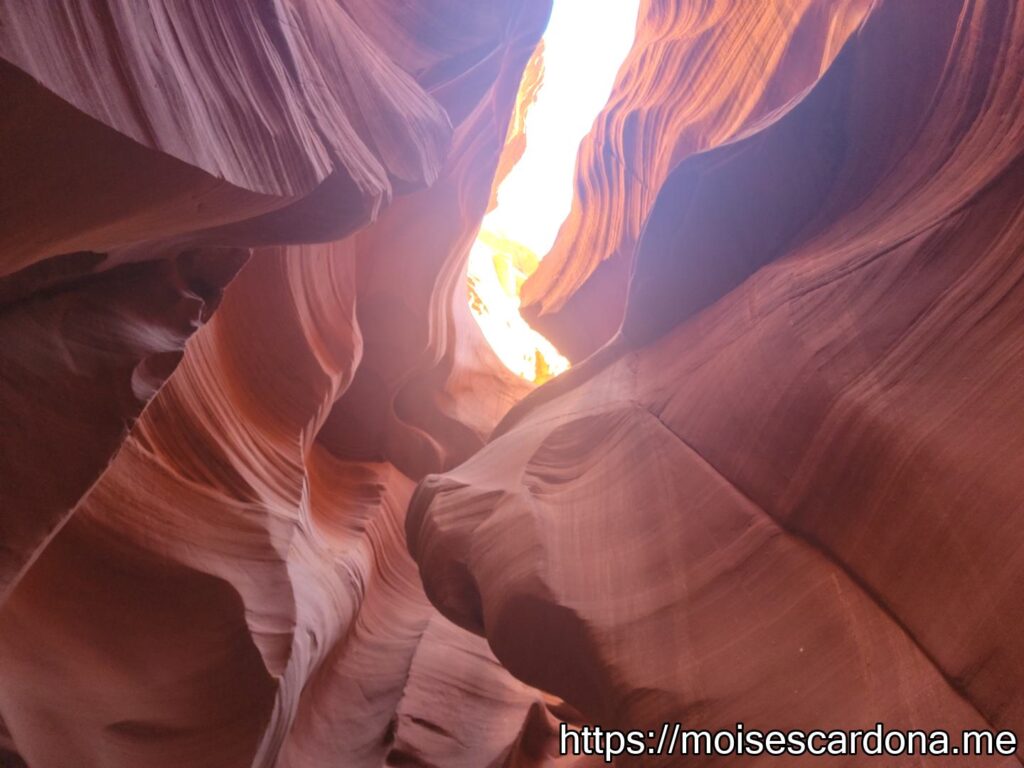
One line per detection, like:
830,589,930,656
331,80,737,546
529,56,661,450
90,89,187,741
412,0,1024,765
1,2,558,766
3,1,1023,767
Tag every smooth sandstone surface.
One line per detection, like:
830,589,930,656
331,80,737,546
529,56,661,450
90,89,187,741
410,0,1024,765
519,0,874,359
1,1,566,766
2,0,1022,766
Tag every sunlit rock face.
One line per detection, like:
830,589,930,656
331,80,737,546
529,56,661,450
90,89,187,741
410,0,1024,765
519,0,874,360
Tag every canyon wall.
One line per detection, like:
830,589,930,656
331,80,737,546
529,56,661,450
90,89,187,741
519,0,874,359
412,0,1024,765
3,0,1023,767
0,2,569,766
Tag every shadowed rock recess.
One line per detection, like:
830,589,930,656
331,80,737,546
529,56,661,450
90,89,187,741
1,1,1022,767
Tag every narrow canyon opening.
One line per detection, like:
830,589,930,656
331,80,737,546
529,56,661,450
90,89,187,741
467,0,640,383
2,1,1022,766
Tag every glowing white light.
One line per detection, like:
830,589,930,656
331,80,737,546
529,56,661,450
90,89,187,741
468,0,640,383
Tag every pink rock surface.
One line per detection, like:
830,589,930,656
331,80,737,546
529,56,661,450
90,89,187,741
410,0,1024,765
1,1,562,766
0,0,450,275
0,249,248,605
3,0,1022,766
519,0,873,360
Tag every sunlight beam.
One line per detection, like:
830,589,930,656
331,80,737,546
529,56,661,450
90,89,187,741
467,0,641,383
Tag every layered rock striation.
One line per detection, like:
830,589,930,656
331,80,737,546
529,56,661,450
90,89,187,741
410,0,1024,765
519,0,874,359
1,1,568,766
3,0,1023,767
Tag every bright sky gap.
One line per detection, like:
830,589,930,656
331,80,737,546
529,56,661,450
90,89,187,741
467,0,641,382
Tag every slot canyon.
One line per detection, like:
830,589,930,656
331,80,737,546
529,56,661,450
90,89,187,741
1,1,1023,766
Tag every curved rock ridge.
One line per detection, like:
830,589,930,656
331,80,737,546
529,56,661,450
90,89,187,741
0,237,560,767
519,0,873,359
0,0,451,278
0,249,248,605
0,0,572,766
410,0,1024,764
0,1,448,196
319,1,547,478
0,0,455,620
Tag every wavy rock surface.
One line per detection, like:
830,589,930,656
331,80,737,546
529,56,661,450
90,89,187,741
519,0,873,359
0,249,246,605
0,0,451,276
5,0,1022,766
411,0,1024,765
0,1,568,766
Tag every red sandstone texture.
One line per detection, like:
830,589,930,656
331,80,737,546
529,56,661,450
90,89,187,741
411,0,1024,766
519,0,874,359
1,2,564,766
2,1,1023,767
